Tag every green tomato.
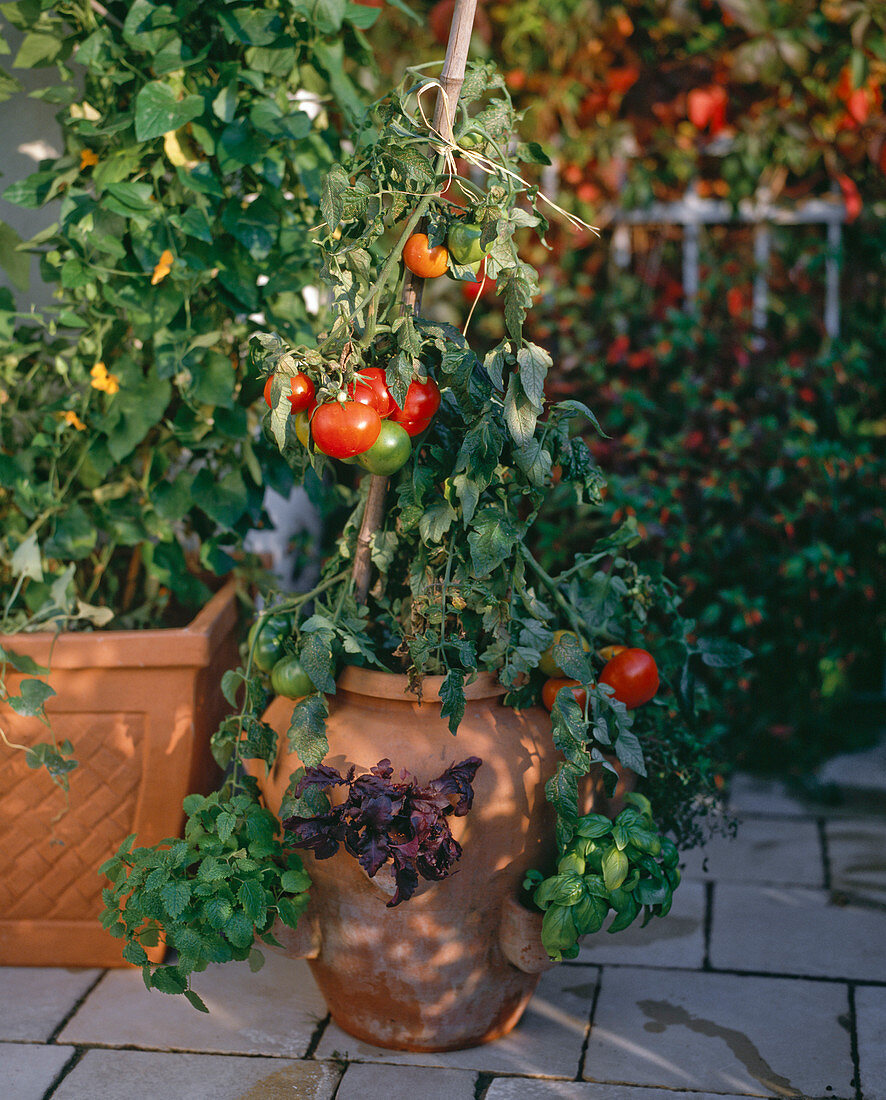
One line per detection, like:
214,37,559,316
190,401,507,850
248,613,293,673
538,629,592,678
270,654,315,699
357,420,412,476
447,222,486,266
294,409,310,447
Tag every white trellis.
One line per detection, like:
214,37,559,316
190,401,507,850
607,185,846,338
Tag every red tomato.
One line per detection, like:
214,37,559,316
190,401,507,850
311,401,381,460
598,644,628,662
390,377,441,425
347,367,395,417
403,233,448,278
599,648,659,709
263,373,316,413
393,416,432,438
541,678,587,712
462,259,495,303
287,372,316,412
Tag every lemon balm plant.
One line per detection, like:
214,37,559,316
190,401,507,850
102,40,746,1010
0,0,390,776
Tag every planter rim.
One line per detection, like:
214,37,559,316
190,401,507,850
337,665,505,703
0,579,239,670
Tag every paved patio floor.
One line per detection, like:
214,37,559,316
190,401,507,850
2,769,885,1100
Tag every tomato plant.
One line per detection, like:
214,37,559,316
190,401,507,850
248,614,293,674
390,377,441,425
403,233,449,278
538,630,591,677
448,222,486,265
357,420,412,475
348,367,395,417
311,401,382,460
541,678,587,712
599,649,659,709
270,655,315,700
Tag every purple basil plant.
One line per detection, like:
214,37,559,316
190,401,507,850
282,757,483,906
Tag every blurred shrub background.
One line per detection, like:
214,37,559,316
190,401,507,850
361,0,886,776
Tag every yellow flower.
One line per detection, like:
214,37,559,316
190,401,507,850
90,361,120,395
151,249,174,285
62,410,87,431
80,148,99,170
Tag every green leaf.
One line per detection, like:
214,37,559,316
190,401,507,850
0,221,28,291
13,31,65,68
516,343,550,409
613,729,647,777
439,669,465,736
216,811,236,844
602,844,629,891
135,81,204,142
160,881,191,920
122,941,149,967
280,867,311,894
575,814,614,839
8,678,55,718
238,879,267,922
286,693,329,768
184,989,209,1013
0,644,46,676
468,506,520,577
217,7,283,45
504,373,538,446
224,909,254,949
11,531,42,581
299,629,336,694
696,637,753,668
541,905,577,958
320,163,349,231
419,499,456,545
312,0,346,34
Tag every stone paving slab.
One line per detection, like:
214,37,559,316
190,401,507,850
856,985,886,1100
576,880,705,969
0,1042,74,1100
58,956,327,1057
50,1049,342,1100
679,818,824,887
583,966,853,1097
486,1081,762,1100
314,965,600,1077
709,883,886,981
336,1062,476,1100
0,967,100,1041
818,737,886,796
727,774,812,819
826,819,886,904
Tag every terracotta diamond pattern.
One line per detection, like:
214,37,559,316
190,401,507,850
0,712,144,920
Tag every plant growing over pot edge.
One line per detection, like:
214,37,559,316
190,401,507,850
0,0,381,778
101,53,748,1008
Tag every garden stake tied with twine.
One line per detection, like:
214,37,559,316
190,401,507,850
351,0,596,605
352,0,478,605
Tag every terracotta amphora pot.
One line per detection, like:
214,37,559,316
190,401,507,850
0,581,240,967
258,666,561,1052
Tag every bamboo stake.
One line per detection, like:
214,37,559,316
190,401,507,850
352,0,479,605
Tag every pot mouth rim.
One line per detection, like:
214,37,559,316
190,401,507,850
336,665,505,702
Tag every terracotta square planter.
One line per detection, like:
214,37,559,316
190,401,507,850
0,581,241,967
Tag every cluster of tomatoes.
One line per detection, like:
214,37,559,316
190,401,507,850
403,221,494,304
247,613,316,699
539,631,660,712
263,366,441,476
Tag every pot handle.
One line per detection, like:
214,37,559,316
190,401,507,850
266,911,322,960
498,895,556,975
